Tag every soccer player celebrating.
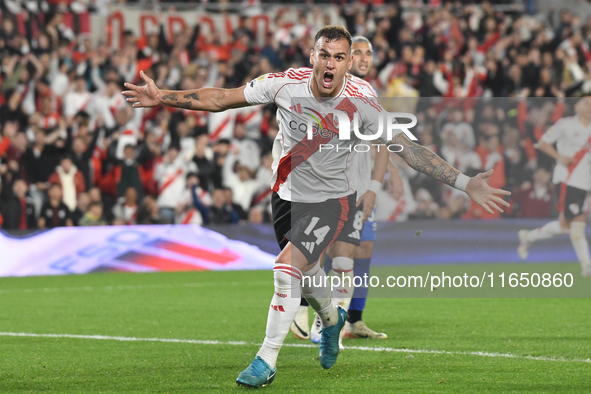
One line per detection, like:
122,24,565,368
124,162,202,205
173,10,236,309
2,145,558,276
123,25,510,388
518,96,591,276
300,36,402,344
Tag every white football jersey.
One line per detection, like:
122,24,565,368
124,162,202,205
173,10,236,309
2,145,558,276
244,68,395,203
348,74,378,198
541,115,591,191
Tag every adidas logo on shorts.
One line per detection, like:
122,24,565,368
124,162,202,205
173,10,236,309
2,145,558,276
301,241,315,253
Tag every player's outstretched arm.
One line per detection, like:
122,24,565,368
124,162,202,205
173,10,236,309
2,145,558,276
390,133,511,214
122,70,249,112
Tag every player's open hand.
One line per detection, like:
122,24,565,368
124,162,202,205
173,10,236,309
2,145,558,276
357,190,376,222
123,70,160,108
465,169,511,214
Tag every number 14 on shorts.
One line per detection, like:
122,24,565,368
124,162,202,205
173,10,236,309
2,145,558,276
302,217,330,254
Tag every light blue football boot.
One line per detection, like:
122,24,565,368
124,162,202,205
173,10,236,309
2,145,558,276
236,356,276,388
319,306,347,369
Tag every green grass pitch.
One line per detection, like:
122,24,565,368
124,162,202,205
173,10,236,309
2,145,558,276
1,266,590,393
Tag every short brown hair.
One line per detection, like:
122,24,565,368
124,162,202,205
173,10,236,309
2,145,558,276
314,25,352,50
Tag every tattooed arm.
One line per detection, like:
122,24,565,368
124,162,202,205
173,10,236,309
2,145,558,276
390,133,459,187
387,133,511,214
123,71,249,112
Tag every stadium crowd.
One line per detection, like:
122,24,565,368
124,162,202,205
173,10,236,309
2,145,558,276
1,0,591,230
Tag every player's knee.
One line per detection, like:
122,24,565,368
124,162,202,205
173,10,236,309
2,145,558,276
332,256,354,272
273,264,302,288
334,242,355,259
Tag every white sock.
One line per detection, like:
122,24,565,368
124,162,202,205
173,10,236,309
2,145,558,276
301,262,338,327
570,222,591,270
526,221,568,244
256,264,302,369
331,256,354,311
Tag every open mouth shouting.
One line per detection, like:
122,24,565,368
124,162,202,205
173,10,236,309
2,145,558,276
322,71,335,89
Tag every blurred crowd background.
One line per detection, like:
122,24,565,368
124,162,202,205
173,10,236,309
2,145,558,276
1,0,591,231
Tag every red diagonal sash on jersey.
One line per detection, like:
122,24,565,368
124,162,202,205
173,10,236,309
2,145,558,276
210,115,232,141
272,98,357,192
238,109,259,124
558,132,591,212
159,168,184,194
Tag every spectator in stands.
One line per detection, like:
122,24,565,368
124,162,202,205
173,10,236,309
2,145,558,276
248,205,265,224
193,187,240,225
224,187,247,221
0,89,28,130
193,133,214,192
38,183,73,229
22,130,62,214
88,186,102,205
509,167,554,218
72,192,90,226
154,144,197,223
441,107,476,150
410,188,439,220
502,125,529,192
112,187,139,225
136,195,162,225
79,201,107,226
70,128,99,190
222,151,268,214
475,132,506,190
110,143,145,200
0,122,16,159
177,172,211,225
48,155,86,212
0,179,36,230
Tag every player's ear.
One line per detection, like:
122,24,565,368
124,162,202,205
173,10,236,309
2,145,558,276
309,49,315,65
347,52,353,71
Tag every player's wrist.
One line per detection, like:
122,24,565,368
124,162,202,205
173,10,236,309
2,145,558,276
368,179,381,195
155,89,165,106
454,173,470,192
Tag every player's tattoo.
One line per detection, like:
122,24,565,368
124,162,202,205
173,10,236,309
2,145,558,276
390,134,459,187
161,93,178,101
183,92,199,100
175,101,192,109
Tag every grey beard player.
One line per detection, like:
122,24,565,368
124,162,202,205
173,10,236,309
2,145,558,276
123,25,510,388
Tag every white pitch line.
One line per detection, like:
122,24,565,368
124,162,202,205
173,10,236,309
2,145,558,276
1,332,589,364
0,281,270,295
